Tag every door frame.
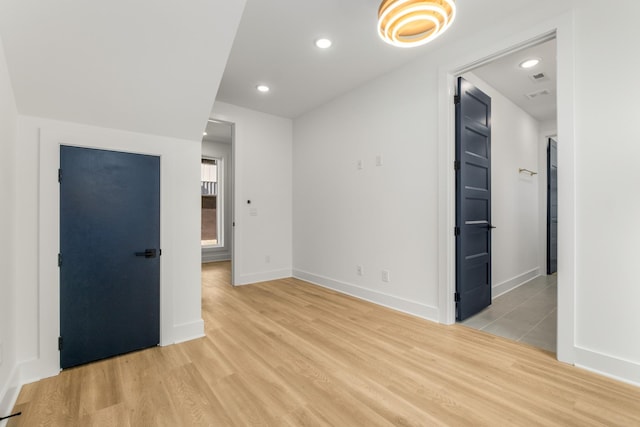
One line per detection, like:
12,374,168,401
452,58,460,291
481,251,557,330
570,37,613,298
207,117,237,285
37,127,175,376
437,14,576,364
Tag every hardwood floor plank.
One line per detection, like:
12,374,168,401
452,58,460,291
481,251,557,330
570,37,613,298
9,261,640,426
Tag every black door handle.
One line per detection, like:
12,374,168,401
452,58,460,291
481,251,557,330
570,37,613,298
488,224,497,229
135,249,157,258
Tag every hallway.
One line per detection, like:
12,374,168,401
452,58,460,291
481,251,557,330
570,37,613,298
460,275,557,353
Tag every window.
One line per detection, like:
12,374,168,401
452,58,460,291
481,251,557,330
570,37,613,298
201,158,222,247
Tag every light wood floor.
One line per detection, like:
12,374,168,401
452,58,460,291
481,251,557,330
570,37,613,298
9,262,640,426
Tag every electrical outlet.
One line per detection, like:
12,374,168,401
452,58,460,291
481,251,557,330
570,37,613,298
265,255,271,264
356,265,363,276
357,159,363,170
376,155,383,166
382,270,390,283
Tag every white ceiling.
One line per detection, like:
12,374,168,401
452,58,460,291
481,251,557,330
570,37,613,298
472,38,557,122
0,0,246,141
216,0,568,119
203,120,233,144
0,0,563,140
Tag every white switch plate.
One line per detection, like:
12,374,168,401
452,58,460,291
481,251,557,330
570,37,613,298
356,265,363,276
382,270,390,282
376,155,383,166
357,159,363,170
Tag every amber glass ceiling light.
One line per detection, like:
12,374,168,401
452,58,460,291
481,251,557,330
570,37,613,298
378,0,456,48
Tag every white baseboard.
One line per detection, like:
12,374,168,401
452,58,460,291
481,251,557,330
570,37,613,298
235,269,292,286
172,319,205,344
293,269,439,322
493,267,540,298
13,357,59,388
201,252,231,263
0,366,21,427
575,347,640,387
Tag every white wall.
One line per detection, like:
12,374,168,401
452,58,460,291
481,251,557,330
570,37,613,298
13,116,204,385
293,61,441,320
211,102,293,285
463,72,542,297
202,139,233,262
0,34,19,418
571,0,640,384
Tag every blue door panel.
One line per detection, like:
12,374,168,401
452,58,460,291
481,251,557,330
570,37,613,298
456,77,493,321
60,146,160,369
547,138,558,274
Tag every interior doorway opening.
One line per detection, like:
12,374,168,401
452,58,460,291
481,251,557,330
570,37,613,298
201,119,235,278
452,36,559,353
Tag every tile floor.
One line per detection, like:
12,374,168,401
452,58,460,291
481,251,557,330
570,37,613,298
460,274,557,353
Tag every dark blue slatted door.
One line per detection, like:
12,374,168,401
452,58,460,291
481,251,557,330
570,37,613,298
60,146,160,369
547,138,558,274
455,77,493,321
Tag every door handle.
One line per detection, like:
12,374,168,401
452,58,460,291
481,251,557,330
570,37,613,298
135,249,157,258
487,224,497,230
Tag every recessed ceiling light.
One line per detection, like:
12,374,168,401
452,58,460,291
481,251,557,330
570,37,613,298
520,58,541,69
256,84,270,93
203,131,207,136
315,38,332,49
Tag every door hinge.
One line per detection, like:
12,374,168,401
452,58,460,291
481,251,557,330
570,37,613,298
454,292,460,302
454,160,460,170
58,336,63,351
454,227,460,236
58,169,62,183
58,253,62,267
454,94,460,104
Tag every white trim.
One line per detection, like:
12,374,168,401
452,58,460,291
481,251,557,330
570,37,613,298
235,269,293,286
575,347,640,388
493,268,540,299
0,365,21,427
293,269,439,322
437,13,576,366
200,154,224,250
201,251,231,263
172,320,205,344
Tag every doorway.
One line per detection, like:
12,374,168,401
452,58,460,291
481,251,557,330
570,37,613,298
449,36,559,353
201,119,235,279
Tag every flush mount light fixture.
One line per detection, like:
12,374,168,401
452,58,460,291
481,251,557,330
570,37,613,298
256,84,270,93
315,38,332,49
378,0,456,48
519,58,541,69
203,131,207,136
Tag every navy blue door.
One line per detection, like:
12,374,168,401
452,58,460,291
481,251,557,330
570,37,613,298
60,146,160,369
547,138,558,274
455,77,493,321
